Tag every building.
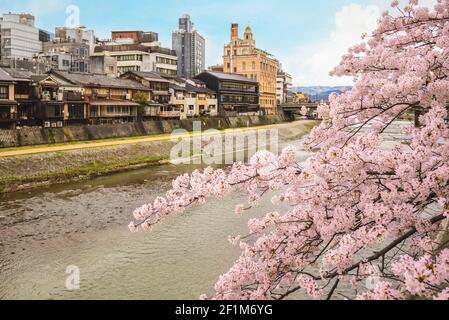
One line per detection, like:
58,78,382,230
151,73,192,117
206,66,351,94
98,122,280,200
111,31,159,45
42,41,91,73
276,70,292,105
2,67,36,127
195,70,259,116
90,54,117,77
35,52,72,72
120,71,179,119
208,64,224,72
0,13,42,62
0,67,17,128
149,46,178,76
172,14,205,79
55,27,96,53
31,70,150,126
223,24,278,115
93,44,177,76
39,29,53,43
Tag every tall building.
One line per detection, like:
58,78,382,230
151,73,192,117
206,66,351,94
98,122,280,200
223,24,278,115
172,14,205,79
0,13,42,61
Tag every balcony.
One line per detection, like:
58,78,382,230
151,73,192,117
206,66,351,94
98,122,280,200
158,110,181,118
64,91,84,101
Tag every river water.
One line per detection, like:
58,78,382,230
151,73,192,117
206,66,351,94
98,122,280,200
0,121,410,300
0,126,315,300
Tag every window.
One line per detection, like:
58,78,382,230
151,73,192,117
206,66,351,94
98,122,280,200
189,105,194,110
242,62,246,71
252,61,256,70
0,85,9,99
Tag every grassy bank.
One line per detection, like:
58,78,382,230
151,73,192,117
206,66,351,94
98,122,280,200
0,155,166,193
0,120,320,194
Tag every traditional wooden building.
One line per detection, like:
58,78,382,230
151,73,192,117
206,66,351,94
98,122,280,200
120,71,181,119
195,71,259,117
50,70,151,125
0,67,17,129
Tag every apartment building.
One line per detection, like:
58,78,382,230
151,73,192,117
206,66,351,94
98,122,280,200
172,14,205,78
0,13,42,61
195,70,259,116
92,44,177,77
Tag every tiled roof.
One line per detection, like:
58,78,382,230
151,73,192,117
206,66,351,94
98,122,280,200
52,70,149,90
1,67,33,81
129,71,170,83
185,83,216,94
0,67,15,82
169,83,186,91
199,71,258,83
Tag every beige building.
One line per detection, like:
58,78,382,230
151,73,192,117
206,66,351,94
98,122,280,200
223,24,278,115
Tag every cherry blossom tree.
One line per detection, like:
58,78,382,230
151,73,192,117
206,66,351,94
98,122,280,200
129,0,449,300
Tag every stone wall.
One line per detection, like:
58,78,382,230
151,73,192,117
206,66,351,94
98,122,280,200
0,115,284,148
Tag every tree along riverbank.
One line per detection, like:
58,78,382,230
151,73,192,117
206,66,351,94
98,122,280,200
0,120,319,193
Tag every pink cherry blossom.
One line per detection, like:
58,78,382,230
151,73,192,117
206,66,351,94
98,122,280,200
129,0,449,300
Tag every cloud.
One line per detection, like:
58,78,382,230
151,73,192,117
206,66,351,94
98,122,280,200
280,3,381,86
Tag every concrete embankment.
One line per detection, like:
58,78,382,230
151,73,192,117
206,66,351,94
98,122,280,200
0,120,319,193
0,115,283,148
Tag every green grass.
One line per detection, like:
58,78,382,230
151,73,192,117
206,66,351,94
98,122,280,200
0,155,166,188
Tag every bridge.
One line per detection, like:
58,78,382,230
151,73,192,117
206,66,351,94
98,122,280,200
280,103,320,121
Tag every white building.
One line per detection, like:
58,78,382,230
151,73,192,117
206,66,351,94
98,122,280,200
55,27,96,54
0,13,42,61
276,71,293,105
92,44,177,77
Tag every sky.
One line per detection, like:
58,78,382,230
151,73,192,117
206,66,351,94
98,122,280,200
0,0,439,86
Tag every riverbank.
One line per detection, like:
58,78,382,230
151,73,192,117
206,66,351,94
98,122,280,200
0,115,284,148
0,120,319,193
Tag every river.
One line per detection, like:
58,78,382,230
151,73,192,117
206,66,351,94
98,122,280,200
0,123,316,300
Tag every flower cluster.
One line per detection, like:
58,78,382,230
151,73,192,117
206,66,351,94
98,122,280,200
129,0,449,300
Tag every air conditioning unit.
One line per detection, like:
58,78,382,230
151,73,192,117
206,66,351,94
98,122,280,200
44,121,51,128
51,122,57,128
126,94,131,100
57,121,63,128
42,91,51,101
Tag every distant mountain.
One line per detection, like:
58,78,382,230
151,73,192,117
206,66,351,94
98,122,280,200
291,86,352,102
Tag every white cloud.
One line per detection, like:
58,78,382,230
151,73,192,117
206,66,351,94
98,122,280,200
280,3,381,86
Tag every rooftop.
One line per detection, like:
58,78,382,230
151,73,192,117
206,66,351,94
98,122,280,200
51,70,149,90
0,67,16,82
198,71,258,84
127,71,170,83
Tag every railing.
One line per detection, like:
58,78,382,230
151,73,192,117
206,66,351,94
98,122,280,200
158,111,181,118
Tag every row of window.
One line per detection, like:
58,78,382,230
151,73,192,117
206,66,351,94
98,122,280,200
117,54,143,62
156,68,177,76
156,57,177,65
221,94,258,104
118,66,141,74
220,83,257,93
